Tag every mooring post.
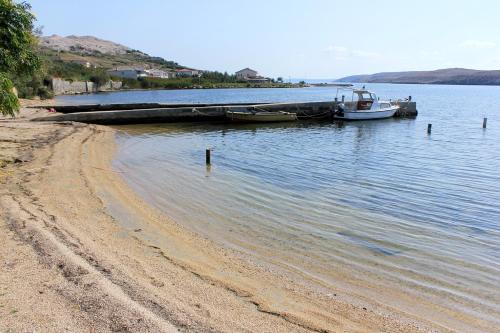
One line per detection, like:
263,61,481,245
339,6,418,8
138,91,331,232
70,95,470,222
427,124,432,134
206,148,211,165
483,117,488,129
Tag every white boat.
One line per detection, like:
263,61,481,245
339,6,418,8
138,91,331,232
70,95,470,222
226,110,298,122
334,88,399,120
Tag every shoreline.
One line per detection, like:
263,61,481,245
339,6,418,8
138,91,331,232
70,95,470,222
54,84,305,97
0,105,485,332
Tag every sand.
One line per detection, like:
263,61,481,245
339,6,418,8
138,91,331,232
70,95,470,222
0,104,463,332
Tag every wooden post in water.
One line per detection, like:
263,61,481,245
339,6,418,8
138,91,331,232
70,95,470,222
427,124,432,134
483,118,488,128
206,148,211,165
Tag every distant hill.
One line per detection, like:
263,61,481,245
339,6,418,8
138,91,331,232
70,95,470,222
40,35,135,55
28,35,293,94
336,68,500,85
39,35,183,70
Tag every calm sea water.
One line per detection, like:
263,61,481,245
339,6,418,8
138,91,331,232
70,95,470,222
58,85,500,330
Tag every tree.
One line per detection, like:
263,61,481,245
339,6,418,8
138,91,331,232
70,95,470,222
277,77,284,83
0,74,20,115
89,70,111,87
0,0,40,116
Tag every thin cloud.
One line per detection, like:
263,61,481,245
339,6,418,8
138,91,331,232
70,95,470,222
419,50,441,57
491,54,500,63
460,40,496,49
325,45,380,60
351,50,380,58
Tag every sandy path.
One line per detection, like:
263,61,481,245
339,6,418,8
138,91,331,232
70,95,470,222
0,106,459,332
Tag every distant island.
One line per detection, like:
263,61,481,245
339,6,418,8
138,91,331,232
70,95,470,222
336,68,500,86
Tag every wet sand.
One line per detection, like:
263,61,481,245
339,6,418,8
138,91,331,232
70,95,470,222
0,104,483,332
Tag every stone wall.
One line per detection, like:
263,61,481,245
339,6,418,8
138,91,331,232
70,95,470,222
99,80,123,91
51,78,122,95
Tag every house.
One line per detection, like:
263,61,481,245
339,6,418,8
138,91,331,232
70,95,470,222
175,68,200,77
145,68,171,79
235,68,258,80
107,66,147,79
235,68,270,83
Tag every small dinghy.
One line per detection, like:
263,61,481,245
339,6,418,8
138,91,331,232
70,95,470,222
226,110,298,122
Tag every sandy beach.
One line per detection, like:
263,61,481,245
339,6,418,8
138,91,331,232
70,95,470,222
0,104,473,332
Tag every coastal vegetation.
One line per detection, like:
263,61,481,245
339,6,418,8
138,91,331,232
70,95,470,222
0,0,41,116
42,56,112,85
121,75,295,90
2,13,296,104
36,36,297,93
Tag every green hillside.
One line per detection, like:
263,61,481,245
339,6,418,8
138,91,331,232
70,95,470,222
12,34,295,98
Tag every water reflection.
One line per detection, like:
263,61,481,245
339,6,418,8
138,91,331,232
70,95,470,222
111,84,500,331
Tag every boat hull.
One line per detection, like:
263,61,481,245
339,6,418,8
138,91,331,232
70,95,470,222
334,107,398,120
226,111,298,123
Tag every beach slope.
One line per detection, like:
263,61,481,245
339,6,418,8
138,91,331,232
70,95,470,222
1,105,452,332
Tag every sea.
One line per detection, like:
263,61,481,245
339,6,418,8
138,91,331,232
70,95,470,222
57,84,500,330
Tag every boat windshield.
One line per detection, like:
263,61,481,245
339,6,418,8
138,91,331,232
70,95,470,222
360,92,375,100
336,88,375,103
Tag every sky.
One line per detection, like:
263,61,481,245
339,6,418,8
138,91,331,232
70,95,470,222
29,0,500,79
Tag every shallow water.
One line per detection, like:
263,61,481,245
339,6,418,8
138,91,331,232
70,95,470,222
60,84,500,330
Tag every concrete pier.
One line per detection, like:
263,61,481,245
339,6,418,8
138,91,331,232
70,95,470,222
394,101,418,117
32,100,417,124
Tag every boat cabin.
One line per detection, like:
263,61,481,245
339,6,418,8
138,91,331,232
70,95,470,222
336,88,380,111
334,87,399,119
354,90,376,110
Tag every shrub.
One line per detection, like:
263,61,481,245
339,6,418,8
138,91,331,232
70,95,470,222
0,73,20,117
0,0,41,115
37,86,53,99
89,71,111,87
